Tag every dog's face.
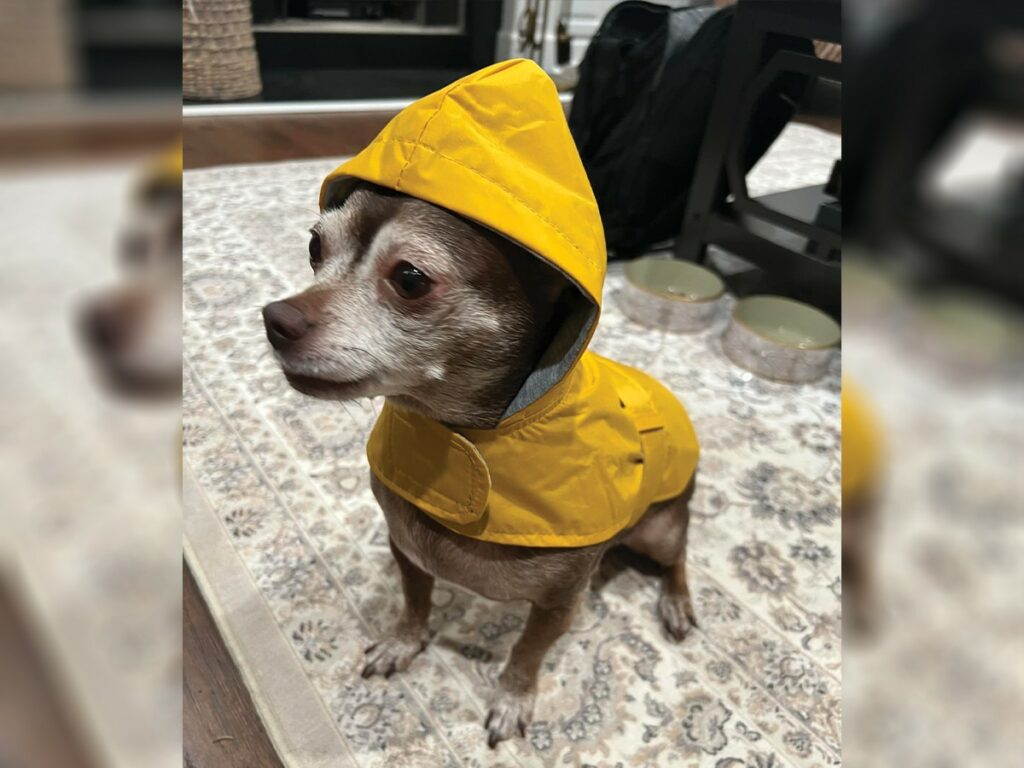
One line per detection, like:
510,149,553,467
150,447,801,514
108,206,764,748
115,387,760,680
264,184,562,427
78,184,183,398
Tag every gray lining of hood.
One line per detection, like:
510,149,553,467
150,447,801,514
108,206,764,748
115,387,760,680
501,297,597,419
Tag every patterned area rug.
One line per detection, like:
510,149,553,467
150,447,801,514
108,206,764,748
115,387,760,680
183,124,841,768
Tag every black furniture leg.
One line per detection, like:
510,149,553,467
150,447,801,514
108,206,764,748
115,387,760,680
675,12,765,263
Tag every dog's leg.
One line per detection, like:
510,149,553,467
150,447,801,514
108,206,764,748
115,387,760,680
620,487,697,641
362,537,434,678
485,597,579,747
842,496,877,636
658,534,697,642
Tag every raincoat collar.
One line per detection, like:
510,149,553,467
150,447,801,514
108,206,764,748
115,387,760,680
366,351,700,547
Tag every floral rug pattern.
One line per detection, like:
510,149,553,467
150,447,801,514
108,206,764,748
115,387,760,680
184,124,841,767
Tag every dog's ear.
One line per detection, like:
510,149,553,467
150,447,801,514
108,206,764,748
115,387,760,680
526,258,570,309
488,232,567,319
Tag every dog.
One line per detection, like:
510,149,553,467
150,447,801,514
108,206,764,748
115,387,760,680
78,146,183,399
841,380,883,637
264,181,698,746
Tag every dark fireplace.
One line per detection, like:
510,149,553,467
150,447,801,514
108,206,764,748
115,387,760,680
248,0,500,101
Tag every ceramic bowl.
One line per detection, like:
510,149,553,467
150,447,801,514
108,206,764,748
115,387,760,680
722,295,840,383
619,257,725,332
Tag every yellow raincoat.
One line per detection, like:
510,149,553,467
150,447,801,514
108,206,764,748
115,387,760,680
139,140,183,195
320,59,700,547
841,379,883,506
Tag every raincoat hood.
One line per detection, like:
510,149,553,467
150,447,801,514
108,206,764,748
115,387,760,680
139,140,183,196
321,59,604,416
319,61,699,547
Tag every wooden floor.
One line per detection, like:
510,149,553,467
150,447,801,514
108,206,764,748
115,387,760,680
184,564,285,768
0,578,98,768
0,109,179,164
184,111,396,169
0,567,278,768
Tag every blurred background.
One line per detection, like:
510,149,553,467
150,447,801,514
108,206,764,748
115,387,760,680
0,0,180,160
0,2,181,768
843,1,1024,766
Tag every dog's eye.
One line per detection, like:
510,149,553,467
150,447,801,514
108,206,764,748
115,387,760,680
308,232,322,270
388,261,432,300
121,233,149,268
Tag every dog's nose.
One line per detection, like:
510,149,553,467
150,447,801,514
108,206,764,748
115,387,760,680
80,301,127,354
263,300,312,350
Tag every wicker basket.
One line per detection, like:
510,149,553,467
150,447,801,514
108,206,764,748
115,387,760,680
0,0,75,89
183,0,263,101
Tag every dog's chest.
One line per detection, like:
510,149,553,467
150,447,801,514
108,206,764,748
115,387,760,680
371,472,476,581
369,472,603,604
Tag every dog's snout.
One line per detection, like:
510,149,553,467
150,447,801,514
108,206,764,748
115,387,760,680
263,300,313,350
80,301,127,354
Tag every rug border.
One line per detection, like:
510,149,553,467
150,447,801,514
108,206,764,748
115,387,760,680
183,458,356,768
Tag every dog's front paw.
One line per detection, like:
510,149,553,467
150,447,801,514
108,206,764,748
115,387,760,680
484,689,535,748
361,634,426,679
658,591,697,642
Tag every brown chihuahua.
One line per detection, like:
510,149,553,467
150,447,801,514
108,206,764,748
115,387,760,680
264,183,696,746
78,154,183,399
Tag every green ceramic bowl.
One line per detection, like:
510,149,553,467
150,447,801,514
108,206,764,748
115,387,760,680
733,296,840,349
620,257,725,332
723,295,840,382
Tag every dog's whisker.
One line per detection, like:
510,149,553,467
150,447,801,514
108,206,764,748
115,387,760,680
338,400,356,422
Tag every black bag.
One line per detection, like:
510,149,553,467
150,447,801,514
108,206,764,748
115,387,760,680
569,1,811,256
